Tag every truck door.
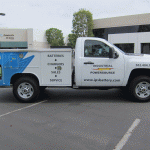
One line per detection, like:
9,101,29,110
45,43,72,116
81,39,125,86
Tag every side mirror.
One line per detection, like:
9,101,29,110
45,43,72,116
113,51,119,59
109,47,119,59
109,47,114,58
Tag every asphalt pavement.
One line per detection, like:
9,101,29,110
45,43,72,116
0,88,150,150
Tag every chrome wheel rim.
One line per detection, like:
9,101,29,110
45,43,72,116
17,82,34,99
135,82,150,99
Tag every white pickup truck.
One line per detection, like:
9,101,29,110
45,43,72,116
1,37,150,103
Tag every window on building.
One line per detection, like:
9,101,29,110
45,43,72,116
141,43,150,54
114,43,134,53
93,24,150,40
138,25,150,32
84,40,110,58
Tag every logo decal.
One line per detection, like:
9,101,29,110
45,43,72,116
93,68,114,71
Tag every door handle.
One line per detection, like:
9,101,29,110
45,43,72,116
84,61,94,64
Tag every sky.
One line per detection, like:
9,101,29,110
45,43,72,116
0,0,150,42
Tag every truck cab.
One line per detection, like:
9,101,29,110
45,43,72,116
74,37,150,103
75,37,125,87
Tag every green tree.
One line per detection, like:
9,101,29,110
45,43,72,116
46,28,64,46
72,9,94,37
67,9,94,48
67,33,77,48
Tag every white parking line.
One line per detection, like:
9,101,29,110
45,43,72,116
0,100,47,117
113,119,141,150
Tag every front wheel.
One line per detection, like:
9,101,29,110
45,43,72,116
13,77,39,103
129,76,150,102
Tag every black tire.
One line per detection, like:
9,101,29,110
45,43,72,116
13,77,39,103
129,76,150,102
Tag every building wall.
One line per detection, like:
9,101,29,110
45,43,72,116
27,29,33,48
0,28,33,49
33,29,50,48
0,28,50,49
93,13,150,54
0,28,69,49
33,41,50,48
93,13,150,29
0,29,27,41
108,32,150,54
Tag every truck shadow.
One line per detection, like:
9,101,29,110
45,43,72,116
38,88,133,104
0,88,18,103
0,88,142,103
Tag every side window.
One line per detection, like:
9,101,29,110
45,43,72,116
141,43,150,54
84,40,110,58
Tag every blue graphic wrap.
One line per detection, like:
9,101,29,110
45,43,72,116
0,52,34,86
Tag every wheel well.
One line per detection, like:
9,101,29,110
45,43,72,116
127,69,150,86
10,73,39,86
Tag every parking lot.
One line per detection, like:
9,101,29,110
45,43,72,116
0,87,150,150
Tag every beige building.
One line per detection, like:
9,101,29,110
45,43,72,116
93,13,150,54
0,28,50,49
93,13,150,29
0,28,33,49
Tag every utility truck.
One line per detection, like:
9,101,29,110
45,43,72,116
1,37,150,103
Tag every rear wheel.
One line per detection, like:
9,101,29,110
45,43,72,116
129,76,150,102
13,77,39,103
